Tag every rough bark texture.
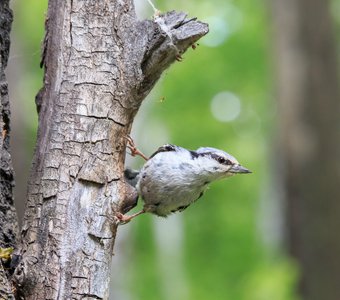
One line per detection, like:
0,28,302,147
13,0,208,299
271,0,340,299
0,0,17,299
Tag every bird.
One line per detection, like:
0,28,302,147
116,143,251,224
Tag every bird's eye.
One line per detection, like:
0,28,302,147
211,154,233,166
217,157,226,164
216,156,233,165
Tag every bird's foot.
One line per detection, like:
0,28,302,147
125,135,149,160
175,54,183,62
114,212,133,225
114,210,145,225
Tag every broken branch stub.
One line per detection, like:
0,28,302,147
138,11,209,98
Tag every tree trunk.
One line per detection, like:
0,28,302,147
11,0,208,299
0,0,17,298
271,0,340,299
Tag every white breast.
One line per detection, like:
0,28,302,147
136,149,210,216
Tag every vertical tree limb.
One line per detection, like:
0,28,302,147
0,0,17,298
13,0,208,298
271,0,340,299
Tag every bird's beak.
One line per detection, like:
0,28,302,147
229,164,252,174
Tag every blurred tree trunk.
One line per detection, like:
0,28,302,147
0,1,18,299
0,0,207,299
271,0,340,299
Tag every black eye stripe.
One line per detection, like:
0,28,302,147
195,151,233,165
209,153,232,165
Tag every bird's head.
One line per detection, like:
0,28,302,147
195,147,251,180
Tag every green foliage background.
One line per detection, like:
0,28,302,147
10,0,305,299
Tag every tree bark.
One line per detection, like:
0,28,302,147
0,0,17,299
271,0,340,299
12,0,208,299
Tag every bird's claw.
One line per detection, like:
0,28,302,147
175,54,183,62
114,209,146,225
125,135,149,160
114,212,133,225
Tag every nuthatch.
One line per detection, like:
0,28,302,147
117,144,251,223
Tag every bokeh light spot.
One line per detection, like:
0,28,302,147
201,3,243,47
201,16,230,47
210,91,241,122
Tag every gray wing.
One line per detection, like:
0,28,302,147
149,144,177,159
124,168,140,187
